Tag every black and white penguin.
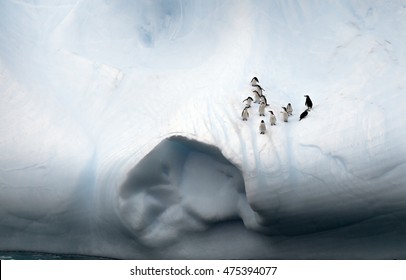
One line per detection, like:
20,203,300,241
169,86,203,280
299,109,310,121
243,96,253,108
281,107,288,122
252,84,264,96
253,90,261,103
251,77,259,86
304,95,313,109
286,103,293,116
269,111,277,125
260,95,270,106
241,106,249,121
259,101,266,116
259,120,266,134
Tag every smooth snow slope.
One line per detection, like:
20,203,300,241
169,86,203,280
0,0,406,259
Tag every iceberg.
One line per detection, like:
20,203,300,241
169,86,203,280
0,0,406,259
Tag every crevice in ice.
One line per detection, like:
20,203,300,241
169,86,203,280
117,136,247,247
299,143,356,178
367,161,406,181
293,167,328,185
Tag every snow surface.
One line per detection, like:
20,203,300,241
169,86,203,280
1,0,406,259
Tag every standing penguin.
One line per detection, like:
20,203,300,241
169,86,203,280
259,120,266,134
251,77,259,86
252,84,264,96
243,96,253,108
253,90,261,104
281,107,289,122
241,106,249,121
260,95,270,106
299,109,310,121
304,95,313,109
259,101,266,116
269,111,277,125
286,103,293,116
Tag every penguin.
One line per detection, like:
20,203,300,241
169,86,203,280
269,111,277,125
251,77,259,86
299,109,310,121
260,95,270,106
281,107,288,122
304,95,313,109
243,96,253,108
259,120,266,134
253,90,261,104
259,101,266,116
252,84,264,96
241,106,249,121
286,103,293,116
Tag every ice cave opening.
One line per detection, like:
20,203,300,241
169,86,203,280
117,136,248,247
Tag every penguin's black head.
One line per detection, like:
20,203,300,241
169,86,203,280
251,77,258,82
248,97,253,100
304,95,309,98
282,107,287,111
288,103,291,105
261,120,264,123
269,111,273,114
